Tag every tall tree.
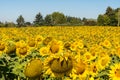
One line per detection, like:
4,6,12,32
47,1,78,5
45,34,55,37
16,15,25,27
97,14,110,26
44,14,53,26
33,12,44,26
51,12,66,25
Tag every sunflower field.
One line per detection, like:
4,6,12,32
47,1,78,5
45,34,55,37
0,26,120,80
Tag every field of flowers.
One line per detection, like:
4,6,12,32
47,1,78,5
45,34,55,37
0,26,120,80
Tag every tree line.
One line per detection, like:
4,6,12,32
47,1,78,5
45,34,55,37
0,6,120,27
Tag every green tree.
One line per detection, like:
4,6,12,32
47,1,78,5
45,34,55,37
16,15,25,27
97,14,110,26
51,12,66,25
44,14,53,26
33,12,44,26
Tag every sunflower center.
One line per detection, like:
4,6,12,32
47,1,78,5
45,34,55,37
28,41,35,47
0,43,5,51
93,66,97,73
115,69,120,77
101,58,108,66
50,44,59,53
19,47,27,55
50,58,73,73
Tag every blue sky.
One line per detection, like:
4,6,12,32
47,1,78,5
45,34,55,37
0,0,120,23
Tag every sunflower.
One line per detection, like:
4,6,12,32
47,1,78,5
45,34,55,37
16,43,30,58
26,37,36,47
70,59,89,80
97,55,110,70
83,51,95,62
0,41,7,56
109,63,120,80
101,39,112,49
24,58,43,78
5,41,16,54
44,53,74,77
16,40,26,48
116,47,120,58
43,37,53,45
48,40,63,54
39,47,49,56
88,62,99,77
35,35,43,45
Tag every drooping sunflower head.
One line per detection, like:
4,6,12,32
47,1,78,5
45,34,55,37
44,53,74,77
43,37,53,45
24,58,43,78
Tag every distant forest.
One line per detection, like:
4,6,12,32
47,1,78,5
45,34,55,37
0,6,120,27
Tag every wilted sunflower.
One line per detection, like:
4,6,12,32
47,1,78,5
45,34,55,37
109,63,120,80
44,53,74,77
24,58,43,78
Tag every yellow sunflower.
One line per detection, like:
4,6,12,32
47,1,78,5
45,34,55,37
109,63,120,80
5,41,16,54
116,47,120,58
0,41,7,56
35,35,43,45
26,37,36,48
48,40,63,55
24,58,43,78
44,53,74,77
43,37,53,45
88,62,99,77
97,55,110,70
39,47,49,56
16,43,30,58
83,51,95,62
101,39,112,49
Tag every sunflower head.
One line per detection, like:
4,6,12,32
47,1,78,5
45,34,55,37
49,40,63,54
27,37,36,47
75,60,86,75
5,41,16,54
16,44,29,58
45,53,73,77
109,63,120,80
43,37,53,45
24,58,43,78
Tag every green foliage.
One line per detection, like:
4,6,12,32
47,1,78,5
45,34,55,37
51,12,67,25
97,6,119,26
33,12,44,26
16,15,25,27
